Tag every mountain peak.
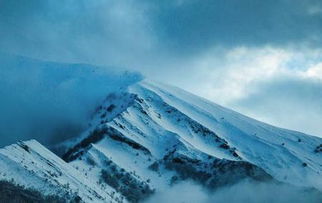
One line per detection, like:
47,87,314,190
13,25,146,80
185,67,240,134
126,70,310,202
1,80,322,202
61,80,322,190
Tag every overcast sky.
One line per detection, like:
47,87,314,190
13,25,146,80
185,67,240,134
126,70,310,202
0,0,322,137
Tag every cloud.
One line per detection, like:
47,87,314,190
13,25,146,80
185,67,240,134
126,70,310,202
145,180,322,203
307,62,322,78
0,0,321,81
148,0,322,55
0,0,157,68
0,53,142,147
161,46,321,102
0,0,321,65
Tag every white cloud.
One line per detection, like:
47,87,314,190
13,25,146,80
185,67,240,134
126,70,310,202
306,63,322,78
176,46,322,103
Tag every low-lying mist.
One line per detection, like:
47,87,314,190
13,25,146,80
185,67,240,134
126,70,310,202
0,53,142,147
145,180,322,203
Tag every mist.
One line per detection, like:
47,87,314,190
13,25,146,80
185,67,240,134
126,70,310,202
0,53,142,147
145,180,322,203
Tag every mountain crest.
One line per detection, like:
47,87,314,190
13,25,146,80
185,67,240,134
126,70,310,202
1,80,322,202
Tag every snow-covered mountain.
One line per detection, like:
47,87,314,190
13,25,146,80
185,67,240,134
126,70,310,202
0,140,124,202
1,79,322,202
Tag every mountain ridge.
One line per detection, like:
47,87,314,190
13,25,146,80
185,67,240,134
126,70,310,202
1,80,322,202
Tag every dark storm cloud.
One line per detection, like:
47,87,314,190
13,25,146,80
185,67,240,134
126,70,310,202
0,0,321,62
0,0,157,67
149,0,322,55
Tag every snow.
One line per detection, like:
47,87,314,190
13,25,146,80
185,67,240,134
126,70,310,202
1,78,322,202
137,80,322,189
0,140,122,202
59,79,322,194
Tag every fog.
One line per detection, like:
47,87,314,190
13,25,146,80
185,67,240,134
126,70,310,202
145,180,322,203
0,53,142,147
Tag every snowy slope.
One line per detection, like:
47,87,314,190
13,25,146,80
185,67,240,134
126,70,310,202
57,80,322,202
1,79,322,202
138,81,322,189
0,140,125,202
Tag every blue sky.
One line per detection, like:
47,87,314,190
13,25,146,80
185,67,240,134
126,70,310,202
0,0,322,137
